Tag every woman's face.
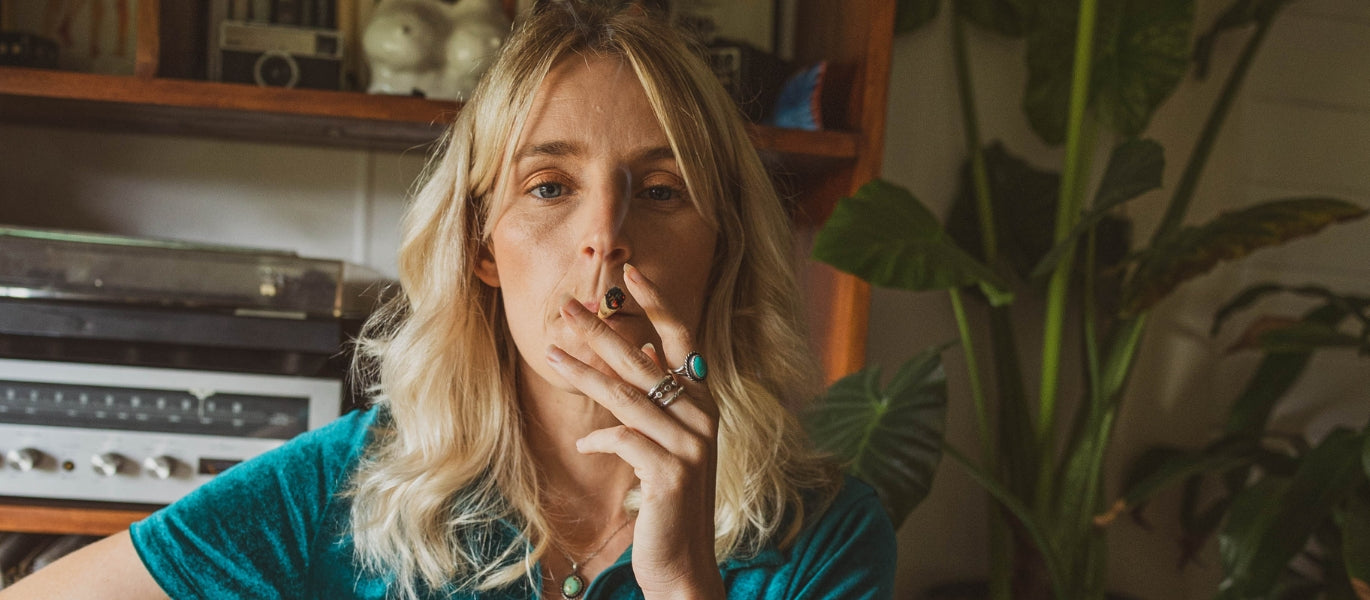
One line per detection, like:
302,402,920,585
476,55,718,392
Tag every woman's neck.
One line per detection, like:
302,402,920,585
517,356,637,531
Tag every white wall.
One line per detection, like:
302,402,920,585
873,0,1370,597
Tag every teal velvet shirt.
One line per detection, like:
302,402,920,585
130,408,897,599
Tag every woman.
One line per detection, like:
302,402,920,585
1,2,895,598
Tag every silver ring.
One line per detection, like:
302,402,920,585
646,375,680,404
670,351,708,383
656,386,685,408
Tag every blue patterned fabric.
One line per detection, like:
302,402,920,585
130,408,896,599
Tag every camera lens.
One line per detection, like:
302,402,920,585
253,51,300,88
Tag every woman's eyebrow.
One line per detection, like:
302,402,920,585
635,146,675,163
515,140,582,161
512,142,674,163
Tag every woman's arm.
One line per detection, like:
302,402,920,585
0,530,168,600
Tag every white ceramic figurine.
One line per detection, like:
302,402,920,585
362,0,510,101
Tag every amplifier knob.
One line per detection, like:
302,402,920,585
143,456,177,480
5,448,44,471
91,452,125,477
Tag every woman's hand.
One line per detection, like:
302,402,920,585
545,263,723,600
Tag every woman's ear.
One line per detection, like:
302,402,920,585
475,244,500,287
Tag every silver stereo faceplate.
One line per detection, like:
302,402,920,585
0,358,342,505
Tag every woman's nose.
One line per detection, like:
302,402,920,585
579,172,632,263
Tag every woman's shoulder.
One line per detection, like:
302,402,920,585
719,475,896,597
309,405,382,446
803,474,894,546
304,404,384,446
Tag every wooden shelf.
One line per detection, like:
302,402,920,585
0,500,152,537
0,66,863,159
1,0,894,539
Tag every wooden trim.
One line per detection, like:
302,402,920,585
823,274,872,384
0,504,150,537
134,0,160,79
0,67,456,122
818,0,894,382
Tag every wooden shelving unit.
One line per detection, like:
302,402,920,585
0,0,893,540
0,66,865,156
0,501,150,537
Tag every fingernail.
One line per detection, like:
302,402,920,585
641,342,655,355
624,263,643,284
575,437,586,451
546,345,566,363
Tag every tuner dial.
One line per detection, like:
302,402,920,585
143,456,177,480
6,448,44,471
91,452,125,477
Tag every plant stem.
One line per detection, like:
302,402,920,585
944,443,1070,600
951,288,994,460
950,0,1033,502
949,8,998,466
951,20,1020,595
1036,0,1099,497
1084,228,1101,404
952,12,998,263
1151,15,1275,242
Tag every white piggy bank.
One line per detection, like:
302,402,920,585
363,0,510,101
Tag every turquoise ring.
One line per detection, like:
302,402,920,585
671,352,708,383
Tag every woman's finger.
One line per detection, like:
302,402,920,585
622,263,715,414
577,425,712,486
559,298,668,393
547,344,698,447
558,299,712,433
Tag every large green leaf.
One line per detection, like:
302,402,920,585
1030,138,1162,279
1022,0,1080,145
1257,322,1368,354
896,0,941,34
1219,477,1290,588
1090,0,1194,138
955,0,1028,37
1024,0,1194,144
947,142,1061,280
1223,304,1350,436
813,178,1014,305
1104,436,1262,524
1364,431,1370,480
1211,283,1370,338
1119,198,1368,317
1221,429,1367,595
1337,491,1370,599
804,347,950,528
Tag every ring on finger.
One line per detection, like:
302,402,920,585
670,351,708,383
656,386,685,408
645,374,680,404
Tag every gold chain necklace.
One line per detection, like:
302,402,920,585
550,517,633,599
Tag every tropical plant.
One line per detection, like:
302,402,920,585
801,0,1368,598
1100,285,1370,599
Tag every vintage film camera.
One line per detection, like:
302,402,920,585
216,20,342,90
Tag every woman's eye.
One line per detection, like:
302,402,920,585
644,185,679,202
530,182,565,200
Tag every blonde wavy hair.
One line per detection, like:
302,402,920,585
347,1,840,596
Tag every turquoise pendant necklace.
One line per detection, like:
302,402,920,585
552,517,632,599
